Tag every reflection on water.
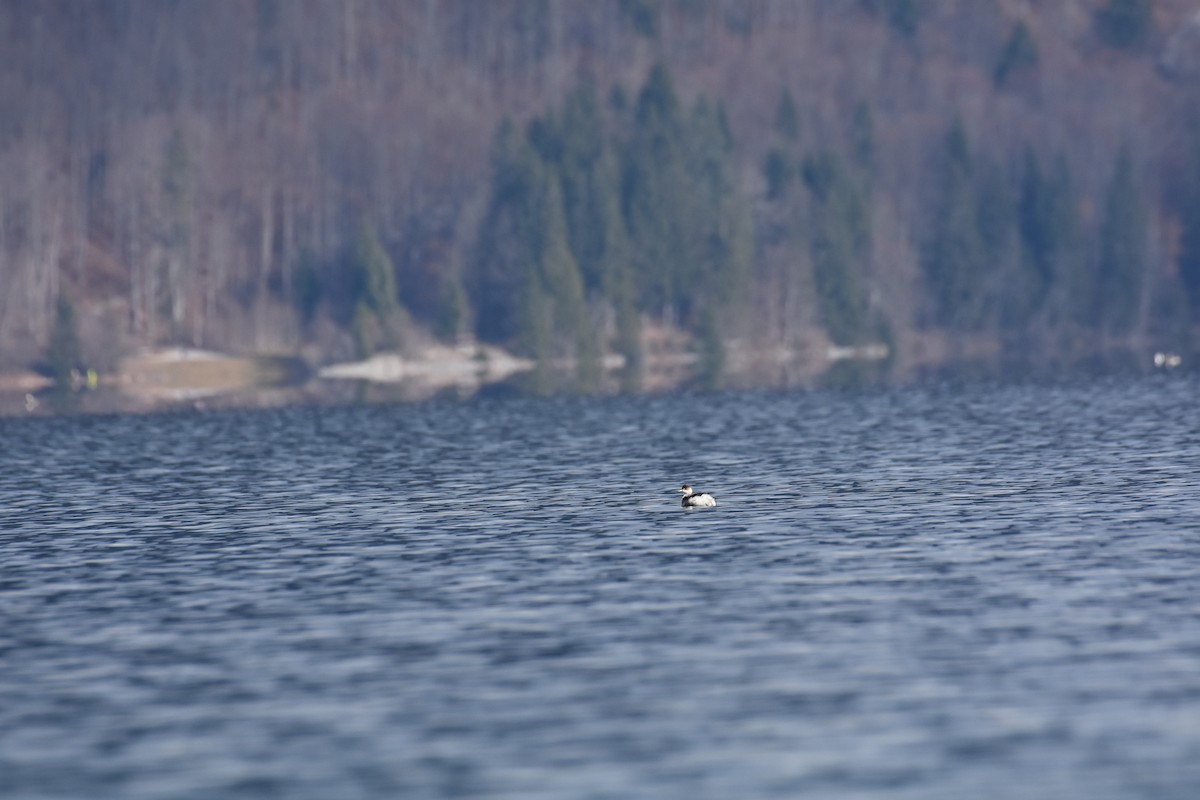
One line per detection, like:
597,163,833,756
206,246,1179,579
2,375,1200,798
4,341,1184,419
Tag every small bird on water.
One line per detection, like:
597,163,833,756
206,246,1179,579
679,484,717,508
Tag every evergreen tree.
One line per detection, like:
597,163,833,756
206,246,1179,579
974,159,1029,327
863,0,921,37
623,62,690,316
776,88,799,141
353,220,404,352
472,119,546,343
160,129,191,336
543,82,633,309
436,272,469,341
47,294,80,393
803,152,870,344
294,248,323,328
1096,0,1152,50
1018,149,1052,281
696,308,725,389
536,178,598,390
764,148,795,200
850,102,875,172
618,0,659,39
994,21,1038,87
924,121,990,330
599,186,642,390
1094,145,1146,333
1009,148,1053,325
529,83,633,390
1179,131,1200,318
685,97,732,293
471,114,599,385
1014,146,1082,326
685,96,752,358
521,282,555,395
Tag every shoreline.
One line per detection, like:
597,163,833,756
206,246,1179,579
0,333,1185,418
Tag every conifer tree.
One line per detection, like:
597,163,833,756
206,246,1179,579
1095,145,1146,333
536,178,598,390
472,114,601,384
994,21,1038,87
353,220,404,352
776,88,799,141
1178,132,1200,318
764,149,795,200
804,152,870,344
160,129,191,337
925,121,989,330
47,294,80,393
472,119,546,343
850,102,875,173
1096,0,1152,50
1013,147,1083,326
623,62,689,317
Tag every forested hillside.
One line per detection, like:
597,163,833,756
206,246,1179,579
3,0,1200,391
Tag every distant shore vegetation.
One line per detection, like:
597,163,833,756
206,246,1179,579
2,0,1199,405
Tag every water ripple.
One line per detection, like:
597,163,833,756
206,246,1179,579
2,377,1200,798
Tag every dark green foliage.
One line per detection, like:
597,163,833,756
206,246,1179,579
472,119,545,343
1179,131,1200,317
888,0,921,37
764,148,795,200
1094,146,1146,333
696,308,725,389
776,89,799,141
352,220,404,353
531,82,634,387
684,96,745,298
1096,0,1152,50
624,82,751,344
1017,149,1052,283
864,0,921,38
294,248,322,326
469,63,755,387
536,83,617,296
471,115,598,383
355,221,399,318
977,162,1015,258
850,102,875,171
535,179,594,386
255,0,284,86
804,151,871,344
634,62,680,131
801,153,836,200
47,294,80,392
623,63,690,315
608,85,628,114
1016,148,1079,316
802,153,869,250
1145,274,1190,351
976,160,1036,327
994,21,1038,87
1009,151,1053,325
924,121,990,330
618,0,659,39
436,274,468,341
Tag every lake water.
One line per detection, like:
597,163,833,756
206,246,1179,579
2,375,1200,799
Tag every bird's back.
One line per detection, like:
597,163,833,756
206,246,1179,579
682,491,717,507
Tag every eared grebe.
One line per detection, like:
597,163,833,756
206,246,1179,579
679,484,717,507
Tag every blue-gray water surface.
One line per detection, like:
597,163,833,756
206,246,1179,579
2,376,1200,799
